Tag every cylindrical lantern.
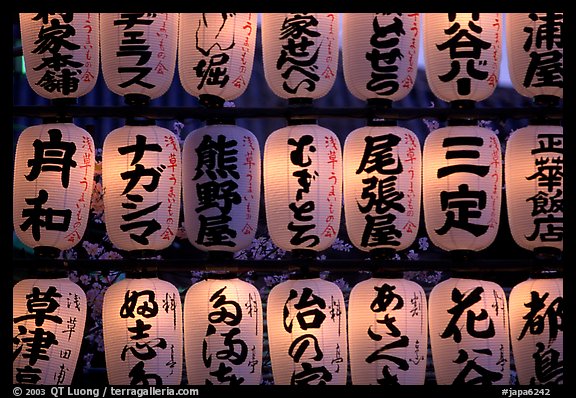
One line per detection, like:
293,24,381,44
184,277,263,385
102,124,181,252
103,277,183,385
264,124,342,252
179,13,257,103
505,125,563,253
509,277,563,385
506,13,563,101
262,13,339,100
13,278,87,385
343,126,421,252
267,277,347,385
342,13,420,102
348,278,428,385
100,13,178,101
429,277,510,385
423,126,502,252
182,124,260,252
19,13,100,100
13,123,95,252
423,13,502,103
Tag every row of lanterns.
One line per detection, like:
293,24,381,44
13,274,563,385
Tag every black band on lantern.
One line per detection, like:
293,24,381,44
34,246,61,259
289,249,320,279
200,94,236,125
124,94,151,107
369,248,403,278
447,100,477,126
367,98,396,127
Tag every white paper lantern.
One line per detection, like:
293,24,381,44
264,124,342,252
506,13,563,101
103,277,183,385
179,13,257,103
19,13,100,100
184,278,263,385
348,278,428,385
262,13,339,100
505,125,563,253
509,277,563,385
342,13,420,102
267,277,347,385
344,126,421,252
100,13,178,101
429,277,510,385
13,123,95,252
423,126,502,252
423,13,502,103
182,124,260,252
102,124,182,252
13,278,87,385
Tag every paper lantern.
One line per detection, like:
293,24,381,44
506,13,563,101
179,13,257,103
264,124,342,252
348,278,428,385
183,278,263,385
343,126,421,252
267,277,347,385
100,13,178,102
423,126,502,252
102,124,181,252
423,13,502,103
262,13,339,100
182,124,260,252
13,278,87,385
19,13,100,100
342,13,420,102
13,123,95,252
509,277,563,385
505,125,563,253
429,278,510,385
103,277,183,385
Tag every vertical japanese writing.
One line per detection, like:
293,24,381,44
322,14,336,80
403,133,418,235
161,134,179,242
154,13,169,75
241,135,256,236
80,14,95,83
403,14,419,89
324,135,338,239
232,14,253,89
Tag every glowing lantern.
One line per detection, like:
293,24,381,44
348,278,428,385
505,125,563,253
262,13,339,101
102,124,181,252
342,13,420,102
429,277,510,385
184,277,263,384
103,277,183,385
13,278,87,385
19,13,100,100
423,13,502,103
422,125,502,252
13,123,95,253
509,277,563,385
267,277,347,385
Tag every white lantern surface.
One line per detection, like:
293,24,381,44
184,278,263,385
348,278,428,385
182,124,260,252
264,124,342,252
19,13,100,100
429,278,510,385
102,124,181,252
342,13,420,102
344,126,421,252
423,13,502,103
509,277,563,385
103,277,183,385
423,126,502,252
100,13,178,101
505,125,563,253
179,13,257,102
506,13,563,100
13,278,87,385
262,13,339,100
267,277,347,385
14,123,95,251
